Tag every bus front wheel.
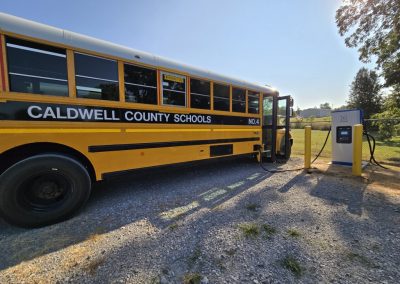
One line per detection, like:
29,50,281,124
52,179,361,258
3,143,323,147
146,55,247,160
0,154,91,228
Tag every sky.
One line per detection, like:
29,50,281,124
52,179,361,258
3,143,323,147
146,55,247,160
0,0,371,109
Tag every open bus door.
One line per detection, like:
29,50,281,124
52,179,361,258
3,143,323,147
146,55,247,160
262,94,292,162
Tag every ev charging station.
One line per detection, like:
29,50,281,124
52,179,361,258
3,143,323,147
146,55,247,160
331,109,363,166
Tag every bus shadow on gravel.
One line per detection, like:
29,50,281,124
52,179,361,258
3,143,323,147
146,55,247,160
1,159,398,282
0,156,275,271
277,166,367,216
82,167,399,283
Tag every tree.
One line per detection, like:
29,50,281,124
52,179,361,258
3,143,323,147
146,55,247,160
319,102,331,109
347,67,382,118
371,86,400,140
334,105,348,110
383,85,400,113
336,0,400,88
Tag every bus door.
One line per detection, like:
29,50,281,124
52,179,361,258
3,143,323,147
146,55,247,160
262,95,291,161
276,96,291,160
262,95,277,161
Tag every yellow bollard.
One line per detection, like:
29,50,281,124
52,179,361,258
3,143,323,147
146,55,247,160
304,126,311,169
352,124,363,176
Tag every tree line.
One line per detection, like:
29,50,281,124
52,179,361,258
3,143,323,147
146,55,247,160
337,0,400,139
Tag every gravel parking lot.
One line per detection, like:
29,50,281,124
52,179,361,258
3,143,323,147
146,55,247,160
0,157,399,283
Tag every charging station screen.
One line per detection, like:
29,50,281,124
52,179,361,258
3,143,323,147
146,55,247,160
336,126,352,144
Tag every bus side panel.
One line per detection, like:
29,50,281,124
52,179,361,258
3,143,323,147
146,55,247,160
0,124,261,180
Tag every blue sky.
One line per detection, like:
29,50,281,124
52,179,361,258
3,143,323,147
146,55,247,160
0,0,370,109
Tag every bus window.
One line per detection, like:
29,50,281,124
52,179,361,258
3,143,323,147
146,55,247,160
232,87,246,113
278,99,287,126
161,72,186,107
190,78,210,109
263,96,273,125
75,53,119,101
248,91,259,114
213,83,230,111
124,64,157,104
6,37,68,96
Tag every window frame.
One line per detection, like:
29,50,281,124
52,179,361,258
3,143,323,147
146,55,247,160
160,71,187,108
189,76,211,110
247,90,260,115
5,36,69,97
231,86,246,113
74,51,120,102
123,62,158,105
212,82,231,112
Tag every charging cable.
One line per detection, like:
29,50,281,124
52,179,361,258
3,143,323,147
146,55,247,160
258,128,331,173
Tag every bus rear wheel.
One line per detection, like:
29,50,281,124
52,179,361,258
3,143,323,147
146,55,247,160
278,137,292,161
0,154,91,228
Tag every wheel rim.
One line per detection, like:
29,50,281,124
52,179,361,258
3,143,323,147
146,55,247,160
17,171,73,212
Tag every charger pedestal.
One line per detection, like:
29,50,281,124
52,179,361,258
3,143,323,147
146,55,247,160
331,109,362,166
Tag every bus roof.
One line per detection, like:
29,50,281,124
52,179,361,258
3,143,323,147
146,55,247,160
0,12,277,95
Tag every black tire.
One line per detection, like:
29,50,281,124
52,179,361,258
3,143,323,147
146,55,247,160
0,154,91,228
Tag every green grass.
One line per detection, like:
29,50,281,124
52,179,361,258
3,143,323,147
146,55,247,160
168,223,178,230
371,135,400,164
187,247,201,269
291,129,332,158
182,273,202,284
262,224,277,239
291,116,331,123
287,229,301,238
291,128,400,165
282,256,303,277
149,277,160,284
238,223,260,238
245,203,260,211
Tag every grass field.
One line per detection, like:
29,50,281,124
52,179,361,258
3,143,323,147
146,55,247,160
291,129,400,166
290,116,331,123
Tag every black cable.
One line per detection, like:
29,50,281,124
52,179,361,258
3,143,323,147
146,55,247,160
364,132,378,166
363,131,387,169
311,128,331,164
259,126,388,173
258,152,305,173
365,131,373,163
363,124,386,168
258,128,331,173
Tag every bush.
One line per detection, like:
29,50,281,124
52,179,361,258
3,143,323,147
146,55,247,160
290,122,331,130
291,121,305,129
371,112,399,140
395,124,400,136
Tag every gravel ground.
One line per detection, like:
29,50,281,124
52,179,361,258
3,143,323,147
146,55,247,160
0,157,399,284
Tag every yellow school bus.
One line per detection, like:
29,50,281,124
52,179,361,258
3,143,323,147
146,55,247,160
0,13,292,227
